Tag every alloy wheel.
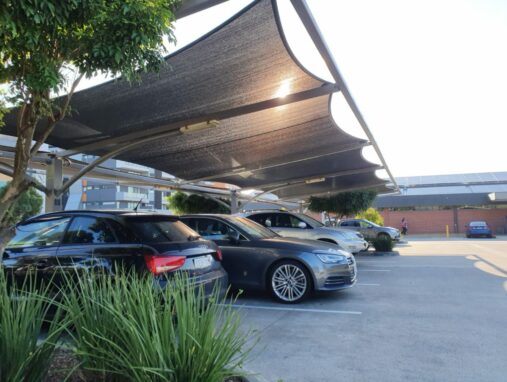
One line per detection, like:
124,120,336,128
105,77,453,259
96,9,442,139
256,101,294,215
271,263,308,302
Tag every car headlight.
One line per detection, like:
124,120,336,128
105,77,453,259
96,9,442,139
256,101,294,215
315,253,347,263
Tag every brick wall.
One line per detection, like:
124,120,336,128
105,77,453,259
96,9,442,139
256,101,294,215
381,210,454,234
380,208,507,234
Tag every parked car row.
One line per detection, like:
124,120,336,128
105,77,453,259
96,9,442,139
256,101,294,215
1,210,358,304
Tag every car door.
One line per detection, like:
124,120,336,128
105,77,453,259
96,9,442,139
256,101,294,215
269,213,313,239
2,215,71,288
57,215,143,277
184,217,266,289
359,220,376,239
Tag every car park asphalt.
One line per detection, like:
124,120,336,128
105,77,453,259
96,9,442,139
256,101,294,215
231,237,507,382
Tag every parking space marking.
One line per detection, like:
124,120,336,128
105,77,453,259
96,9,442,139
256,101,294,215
220,304,362,315
359,269,391,272
357,283,380,286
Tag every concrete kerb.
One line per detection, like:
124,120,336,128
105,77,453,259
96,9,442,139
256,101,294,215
355,250,400,257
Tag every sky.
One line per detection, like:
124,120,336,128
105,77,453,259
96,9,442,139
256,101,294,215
77,0,507,179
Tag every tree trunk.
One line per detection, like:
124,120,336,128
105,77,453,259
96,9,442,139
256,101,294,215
0,106,36,255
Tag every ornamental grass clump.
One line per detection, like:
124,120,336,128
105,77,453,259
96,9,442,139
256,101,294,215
63,269,252,381
0,269,67,382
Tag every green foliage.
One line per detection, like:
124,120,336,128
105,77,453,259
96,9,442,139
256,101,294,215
167,191,230,214
0,270,67,382
0,0,180,96
62,270,252,381
356,207,384,226
0,184,42,226
308,190,377,217
371,236,394,252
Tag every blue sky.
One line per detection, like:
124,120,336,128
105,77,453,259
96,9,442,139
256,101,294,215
78,0,507,178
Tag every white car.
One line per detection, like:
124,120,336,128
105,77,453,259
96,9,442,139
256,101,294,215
241,211,369,254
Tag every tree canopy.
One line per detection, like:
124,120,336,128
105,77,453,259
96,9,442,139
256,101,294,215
308,190,377,217
166,192,230,215
0,0,179,252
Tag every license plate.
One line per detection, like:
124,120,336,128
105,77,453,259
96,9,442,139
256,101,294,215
193,256,212,269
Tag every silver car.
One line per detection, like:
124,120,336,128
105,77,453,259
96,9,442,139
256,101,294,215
241,211,369,254
338,218,401,241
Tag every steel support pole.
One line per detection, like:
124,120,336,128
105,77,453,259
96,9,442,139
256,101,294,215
230,190,238,214
45,158,64,212
154,170,163,210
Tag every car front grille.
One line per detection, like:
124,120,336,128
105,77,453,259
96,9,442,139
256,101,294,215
347,257,354,266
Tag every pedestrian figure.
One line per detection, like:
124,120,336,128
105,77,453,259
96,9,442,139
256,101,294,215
401,217,408,235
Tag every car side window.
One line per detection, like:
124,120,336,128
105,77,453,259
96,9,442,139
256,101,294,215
287,214,309,229
273,214,292,228
107,219,135,243
7,217,71,248
359,221,370,228
64,216,117,244
248,213,273,227
193,218,242,240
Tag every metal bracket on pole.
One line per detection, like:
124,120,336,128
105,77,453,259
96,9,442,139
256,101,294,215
45,158,64,212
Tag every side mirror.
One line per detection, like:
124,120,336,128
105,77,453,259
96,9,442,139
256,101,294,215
227,230,241,244
298,222,307,229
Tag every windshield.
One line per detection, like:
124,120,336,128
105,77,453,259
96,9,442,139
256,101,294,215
296,213,324,228
365,220,380,227
230,217,279,239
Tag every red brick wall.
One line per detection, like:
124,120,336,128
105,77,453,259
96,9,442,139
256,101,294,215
380,209,507,234
381,210,454,234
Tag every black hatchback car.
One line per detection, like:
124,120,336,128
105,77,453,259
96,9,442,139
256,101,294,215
1,211,228,296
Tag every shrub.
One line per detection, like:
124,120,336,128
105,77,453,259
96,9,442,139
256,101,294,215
0,270,67,382
371,236,394,252
62,269,252,381
355,208,384,226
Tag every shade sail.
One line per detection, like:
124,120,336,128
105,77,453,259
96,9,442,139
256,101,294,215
1,0,389,200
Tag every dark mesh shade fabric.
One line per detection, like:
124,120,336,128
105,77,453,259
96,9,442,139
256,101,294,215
1,0,388,197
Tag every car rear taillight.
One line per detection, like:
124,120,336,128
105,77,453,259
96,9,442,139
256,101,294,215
144,255,186,275
212,248,223,261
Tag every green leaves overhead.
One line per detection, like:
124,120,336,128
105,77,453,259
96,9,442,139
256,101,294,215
0,0,180,94
308,190,377,217
166,191,231,215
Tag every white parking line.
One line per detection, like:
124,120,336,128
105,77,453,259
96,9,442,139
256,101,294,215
359,269,391,272
357,283,380,286
221,304,362,315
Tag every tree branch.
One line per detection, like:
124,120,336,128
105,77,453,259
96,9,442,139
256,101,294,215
0,161,48,194
30,72,84,156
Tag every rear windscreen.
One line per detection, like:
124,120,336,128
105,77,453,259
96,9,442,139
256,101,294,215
126,217,198,243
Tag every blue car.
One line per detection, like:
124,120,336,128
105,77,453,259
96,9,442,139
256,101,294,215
466,221,494,238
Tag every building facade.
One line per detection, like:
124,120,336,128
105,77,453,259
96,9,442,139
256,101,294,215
374,172,507,235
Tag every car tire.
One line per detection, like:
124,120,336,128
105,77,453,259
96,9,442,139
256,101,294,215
466,234,471,238
378,233,390,240
268,260,312,304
